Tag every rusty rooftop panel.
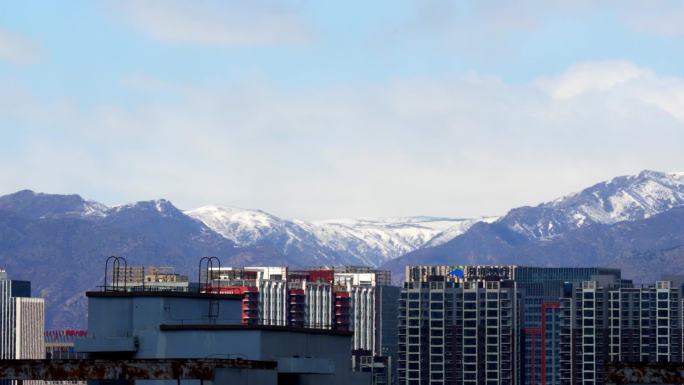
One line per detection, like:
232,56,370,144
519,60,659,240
0,359,276,380
606,362,684,384
160,323,354,336
86,291,242,300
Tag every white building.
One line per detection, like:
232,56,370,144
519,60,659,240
0,270,45,361
0,270,45,385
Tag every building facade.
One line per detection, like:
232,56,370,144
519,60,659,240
113,266,189,291
75,290,370,385
0,271,44,385
0,270,44,361
398,277,520,385
559,280,683,385
399,265,637,385
205,266,399,384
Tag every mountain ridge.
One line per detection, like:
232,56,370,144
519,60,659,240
3,169,684,327
383,170,684,284
185,206,491,266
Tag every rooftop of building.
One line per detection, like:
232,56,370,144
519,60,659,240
159,323,354,337
86,290,242,300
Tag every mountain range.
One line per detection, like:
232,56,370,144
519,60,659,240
1,169,684,328
383,170,684,283
185,206,494,267
0,190,488,328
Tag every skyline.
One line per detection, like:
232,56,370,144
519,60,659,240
2,1,684,220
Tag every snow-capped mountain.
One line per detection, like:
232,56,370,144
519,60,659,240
299,216,483,266
4,169,684,328
185,206,307,246
184,206,345,264
385,170,684,284
186,207,490,266
500,170,684,240
424,216,500,247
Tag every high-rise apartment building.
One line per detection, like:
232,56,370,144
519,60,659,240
399,265,630,385
351,284,401,385
206,266,399,385
514,267,624,385
0,270,44,361
0,270,45,385
559,280,683,385
398,276,521,385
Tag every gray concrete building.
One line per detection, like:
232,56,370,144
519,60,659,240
75,290,369,385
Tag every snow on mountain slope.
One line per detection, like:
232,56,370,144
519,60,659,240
300,217,465,265
186,206,307,246
500,170,684,240
424,216,500,247
186,207,488,266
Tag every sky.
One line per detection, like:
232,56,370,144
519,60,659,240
1,0,684,220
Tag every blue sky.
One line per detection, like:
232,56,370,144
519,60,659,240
1,0,684,219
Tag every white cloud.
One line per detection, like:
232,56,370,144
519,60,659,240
115,0,311,46
536,61,648,99
536,60,684,121
1,61,684,219
0,27,40,65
